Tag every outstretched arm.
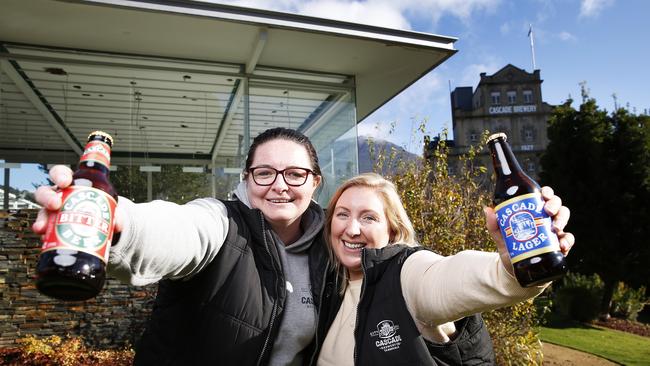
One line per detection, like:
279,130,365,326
32,165,229,285
401,250,543,326
402,186,575,325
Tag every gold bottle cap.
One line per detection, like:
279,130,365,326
487,132,507,142
88,130,114,145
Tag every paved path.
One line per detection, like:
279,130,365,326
542,342,619,365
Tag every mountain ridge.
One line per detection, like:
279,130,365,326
357,135,420,173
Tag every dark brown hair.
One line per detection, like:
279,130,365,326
244,127,322,176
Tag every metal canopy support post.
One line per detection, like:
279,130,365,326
212,27,267,165
246,29,268,75
212,82,244,161
243,78,250,160
147,171,152,202
301,92,350,136
241,28,267,161
211,166,216,198
3,168,9,210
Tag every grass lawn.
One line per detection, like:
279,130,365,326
540,316,650,366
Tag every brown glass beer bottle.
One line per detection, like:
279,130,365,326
487,133,567,287
36,131,118,301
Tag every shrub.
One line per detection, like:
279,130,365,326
611,283,647,321
638,304,650,324
0,335,134,366
369,125,542,365
485,302,543,366
533,286,556,324
553,272,602,322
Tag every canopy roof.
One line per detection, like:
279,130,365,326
0,0,456,166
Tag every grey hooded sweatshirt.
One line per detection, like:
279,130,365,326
108,181,324,365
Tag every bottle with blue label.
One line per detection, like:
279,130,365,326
487,133,567,287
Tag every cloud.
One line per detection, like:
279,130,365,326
394,72,444,113
500,22,511,35
298,1,410,29
365,59,506,148
558,31,577,42
458,59,503,87
358,70,452,153
579,0,615,18
533,0,556,24
400,0,501,29
207,0,503,151
356,119,395,139
391,72,448,129
210,0,408,28
211,0,502,31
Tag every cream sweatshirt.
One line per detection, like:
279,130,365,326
317,249,547,366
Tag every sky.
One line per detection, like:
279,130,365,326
208,0,649,154
3,0,649,191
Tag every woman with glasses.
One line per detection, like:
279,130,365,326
34,127,329,365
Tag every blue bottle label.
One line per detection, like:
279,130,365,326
495,193,560,264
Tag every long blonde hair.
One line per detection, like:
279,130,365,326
324,173,417,286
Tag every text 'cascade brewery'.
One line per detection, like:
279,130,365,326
487,133,567,287
36,131,118,301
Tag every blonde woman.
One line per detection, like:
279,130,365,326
315,173,574,366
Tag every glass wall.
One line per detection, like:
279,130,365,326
0,44,357,207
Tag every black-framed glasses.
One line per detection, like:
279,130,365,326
248,167,315,187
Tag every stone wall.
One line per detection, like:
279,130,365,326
0,209,156,349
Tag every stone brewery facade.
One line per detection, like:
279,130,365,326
444,64,554,181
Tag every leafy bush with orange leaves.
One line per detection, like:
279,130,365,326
0,335,134,366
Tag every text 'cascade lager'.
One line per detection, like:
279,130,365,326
487,133,567,287
36,131,118,301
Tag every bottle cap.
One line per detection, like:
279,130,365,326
487,132,507,142
88,131,114,145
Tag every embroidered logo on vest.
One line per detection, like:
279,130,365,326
370,320,402,352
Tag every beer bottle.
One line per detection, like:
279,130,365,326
487,133,567,287
36,131,118,301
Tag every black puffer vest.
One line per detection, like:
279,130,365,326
134,200,331,366
316,245,495,366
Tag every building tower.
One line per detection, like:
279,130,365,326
445,64,554,180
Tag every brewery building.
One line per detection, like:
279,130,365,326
428,64,555,181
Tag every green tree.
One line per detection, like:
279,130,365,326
37,163,222,204
110,165,215,204
540,95,650,317
372,128,543,365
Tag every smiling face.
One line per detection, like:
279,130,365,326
246,139,321,241
330,186,392,280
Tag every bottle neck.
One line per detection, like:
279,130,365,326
79,139,112,173
79,161,111,175
488,138,523,177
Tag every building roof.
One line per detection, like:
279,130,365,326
478,64,541,86
0,0,457,166
0,188,41,209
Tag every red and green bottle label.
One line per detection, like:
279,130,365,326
80,140,111,168
495,193,560,264
41,186,117,263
